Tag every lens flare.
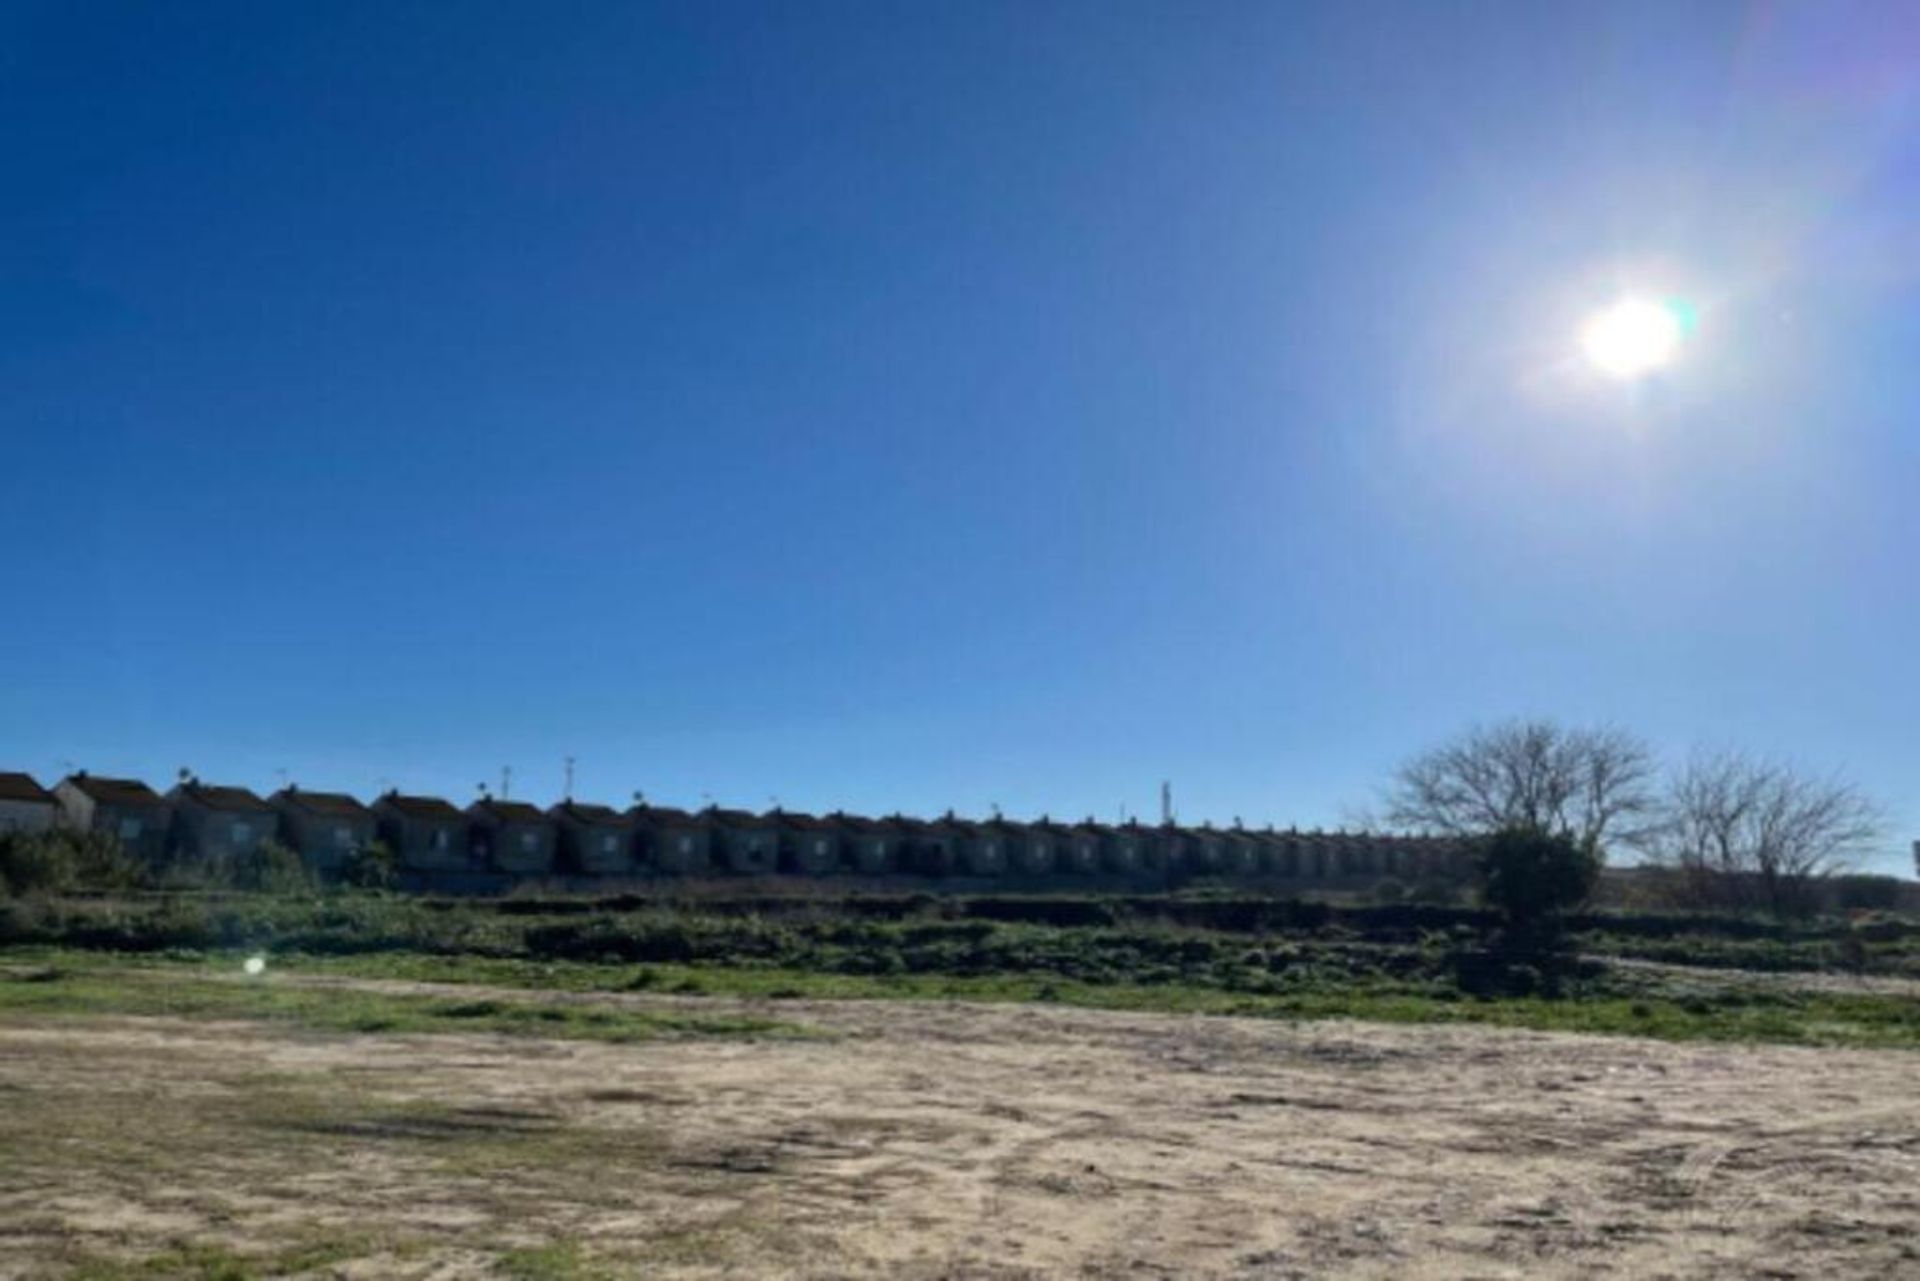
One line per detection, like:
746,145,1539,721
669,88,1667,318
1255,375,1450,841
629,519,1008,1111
1581,297,1688,379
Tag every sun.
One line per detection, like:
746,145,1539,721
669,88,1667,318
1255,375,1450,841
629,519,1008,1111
1581,297,1687,379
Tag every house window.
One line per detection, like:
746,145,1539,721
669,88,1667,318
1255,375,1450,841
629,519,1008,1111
519,831,537,853
873,841,886,857
814,838,829,855
432,829,449,851
333,826,353,848
601,834,619,854
118,817,142,840
678,835,693,853
232,822,251,845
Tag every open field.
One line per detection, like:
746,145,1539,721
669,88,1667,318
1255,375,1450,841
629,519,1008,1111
3,962,1919,1280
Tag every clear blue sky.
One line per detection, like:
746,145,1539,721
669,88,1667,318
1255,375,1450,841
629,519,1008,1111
3,2,1914,871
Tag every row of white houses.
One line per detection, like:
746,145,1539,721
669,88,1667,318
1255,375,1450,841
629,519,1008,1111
0,770,1473,885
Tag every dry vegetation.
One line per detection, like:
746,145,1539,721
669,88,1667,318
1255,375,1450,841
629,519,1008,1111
3,964,1917,1280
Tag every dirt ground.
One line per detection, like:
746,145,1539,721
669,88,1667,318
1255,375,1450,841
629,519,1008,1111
2,980,1918,1279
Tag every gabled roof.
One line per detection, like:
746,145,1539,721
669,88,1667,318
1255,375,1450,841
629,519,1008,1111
769,809,833,831
270,788,372,819
834,812,901,834
60,774,166,808
376,792,464,822
0,772,54,804
706,807,770,827
171,781,273,813
627,803,701,826
468,797,546,825
549,799,629,826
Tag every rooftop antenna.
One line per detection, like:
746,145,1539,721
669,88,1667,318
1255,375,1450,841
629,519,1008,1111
500,765,512,800
1160,781,1172,825
563,756,575,802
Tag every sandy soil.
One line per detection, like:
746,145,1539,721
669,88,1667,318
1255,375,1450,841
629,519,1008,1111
2,981,1918,1279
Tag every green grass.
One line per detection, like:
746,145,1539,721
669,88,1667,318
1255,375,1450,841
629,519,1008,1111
0,957,815,1044
62,1236,395,1281
498,1240,614,1281
8,945,1917,1050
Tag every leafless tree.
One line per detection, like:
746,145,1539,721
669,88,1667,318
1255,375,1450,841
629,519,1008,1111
1643,750,1883,917
1383,719,1658,855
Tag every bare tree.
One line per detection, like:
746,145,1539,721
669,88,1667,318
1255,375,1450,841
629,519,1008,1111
1383,719,1658,855
1644,750,1882,917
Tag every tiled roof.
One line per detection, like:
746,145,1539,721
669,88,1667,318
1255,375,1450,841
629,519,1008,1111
706,807,769,826
61,775,166,807
0,772,53,804
172,782,273,813
377,793,464,821
770,810,833,830
628,804,700,826
270,788,372,818
550,800,628,826
469,797,546,825
834,813,901,833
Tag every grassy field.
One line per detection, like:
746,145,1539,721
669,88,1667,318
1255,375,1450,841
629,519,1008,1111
0,886,1916,1055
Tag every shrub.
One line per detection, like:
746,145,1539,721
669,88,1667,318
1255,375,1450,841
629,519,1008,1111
1368,877,1408,905
1476,827,1601,940
342,840,400,891
0,832,77,894
0,830,144,895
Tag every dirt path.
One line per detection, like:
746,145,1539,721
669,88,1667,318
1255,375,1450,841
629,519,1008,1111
3,979,1917,1278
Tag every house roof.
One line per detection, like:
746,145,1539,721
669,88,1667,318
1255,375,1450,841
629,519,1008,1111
171,781,273,813
627,803,700,827
469,797,547,825
550,800,629,826
0,772,54,804
60,774,166,808
770,810,833,831
706,807,769,827
834,812,900,834
377,792,464,822
270,788,371,819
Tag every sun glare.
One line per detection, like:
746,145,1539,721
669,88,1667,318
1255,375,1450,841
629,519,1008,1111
1581,297,1686,379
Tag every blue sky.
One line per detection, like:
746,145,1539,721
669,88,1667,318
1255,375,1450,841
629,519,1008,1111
3,2,1915,871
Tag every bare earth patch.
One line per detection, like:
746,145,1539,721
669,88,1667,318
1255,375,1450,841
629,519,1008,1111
3,982,1917,1278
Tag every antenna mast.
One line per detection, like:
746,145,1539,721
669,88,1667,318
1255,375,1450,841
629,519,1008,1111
563,756,575,801
1160,781,1172,825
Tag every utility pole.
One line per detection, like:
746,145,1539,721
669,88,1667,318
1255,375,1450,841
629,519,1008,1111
563,756,575,801
1160,781,1173,826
